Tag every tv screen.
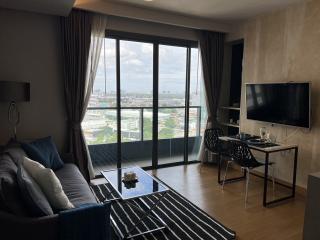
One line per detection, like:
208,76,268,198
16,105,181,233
246,83,311,128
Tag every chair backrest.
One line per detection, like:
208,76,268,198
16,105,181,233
204,128,224,153
229,140,257,167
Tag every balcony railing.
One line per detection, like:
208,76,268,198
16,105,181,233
83,106,203,171
83,106,201,145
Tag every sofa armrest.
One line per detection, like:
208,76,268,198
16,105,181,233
0,211,59,240
59,202,111,240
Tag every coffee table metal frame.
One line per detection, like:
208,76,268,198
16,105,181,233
102,167,169,239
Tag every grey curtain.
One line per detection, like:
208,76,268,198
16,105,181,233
60,10,92,180
198,31,225,162
85,15,108,179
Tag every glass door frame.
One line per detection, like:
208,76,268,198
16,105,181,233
108,30,199,170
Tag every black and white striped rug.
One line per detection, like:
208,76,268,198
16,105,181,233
91,180,236,240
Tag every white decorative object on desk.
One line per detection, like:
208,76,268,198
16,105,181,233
260,127,267,140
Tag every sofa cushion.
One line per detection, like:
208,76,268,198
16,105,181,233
55,164,97,207
17,165,54,217
21,136,64,170
23,157,74,211
0,153,27,216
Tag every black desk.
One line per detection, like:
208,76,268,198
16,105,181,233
218,136,298,207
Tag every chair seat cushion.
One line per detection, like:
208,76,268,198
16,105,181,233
55,164,97,207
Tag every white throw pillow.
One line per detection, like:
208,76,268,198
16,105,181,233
23,157,74,210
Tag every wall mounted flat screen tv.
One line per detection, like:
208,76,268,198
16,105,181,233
246,83,311,128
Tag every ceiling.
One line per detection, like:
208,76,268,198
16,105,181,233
0,0,304,20
0,0,305,32
104,0,303,21
0,0,75,16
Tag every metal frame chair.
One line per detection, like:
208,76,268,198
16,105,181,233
203,128,232,162
222,141,275,207
204,128,224,155
203,128,238,184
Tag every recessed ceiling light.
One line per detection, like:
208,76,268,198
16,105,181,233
144,0,153,2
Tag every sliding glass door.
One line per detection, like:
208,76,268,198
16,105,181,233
119,40,154,168
83,32,205,174
188,48,205,161
82,38,118,172
158,45,187,165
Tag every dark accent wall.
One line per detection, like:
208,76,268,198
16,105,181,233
0,8,67,150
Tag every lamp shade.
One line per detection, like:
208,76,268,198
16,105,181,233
0,81,30,102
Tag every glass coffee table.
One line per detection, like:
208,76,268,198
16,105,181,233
101,167,169,239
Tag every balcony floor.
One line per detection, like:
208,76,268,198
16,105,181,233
93,153,199,174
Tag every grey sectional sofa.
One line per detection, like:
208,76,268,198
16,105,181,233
0,147,101,240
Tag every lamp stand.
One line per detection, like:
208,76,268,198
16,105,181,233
8,101,20,141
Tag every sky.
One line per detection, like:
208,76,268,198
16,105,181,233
93,39,201,95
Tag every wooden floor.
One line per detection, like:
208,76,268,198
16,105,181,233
151,163,306,240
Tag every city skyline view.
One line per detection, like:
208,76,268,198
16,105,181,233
93,39,201,95
83,38,206,146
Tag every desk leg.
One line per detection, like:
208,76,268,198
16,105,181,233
263,147,298,207
292,147,298,198
263,152,269,207
218,154,221,184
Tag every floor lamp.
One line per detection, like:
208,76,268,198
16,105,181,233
0,81,30,141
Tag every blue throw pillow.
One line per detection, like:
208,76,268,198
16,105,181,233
21,137,64,170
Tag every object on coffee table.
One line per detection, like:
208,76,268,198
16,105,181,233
123,171,138,182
